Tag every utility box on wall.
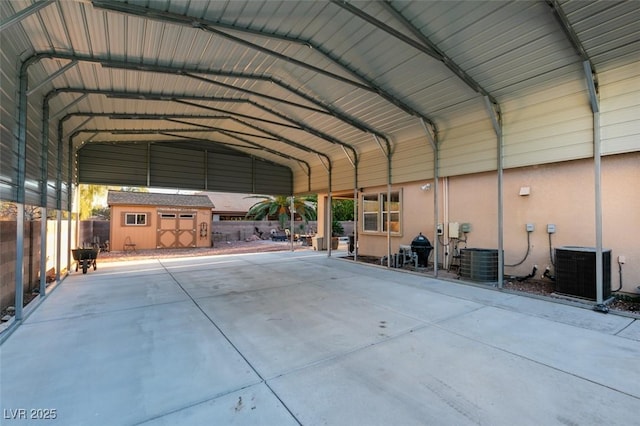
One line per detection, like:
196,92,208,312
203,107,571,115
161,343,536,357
555,246,611,300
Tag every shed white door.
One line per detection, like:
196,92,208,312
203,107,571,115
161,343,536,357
157,211,197,248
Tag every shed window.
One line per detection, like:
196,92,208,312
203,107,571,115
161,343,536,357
125,213,147,225
362,191,401,235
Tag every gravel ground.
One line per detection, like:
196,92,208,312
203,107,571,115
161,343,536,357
99,239,312,262
345,256,639,315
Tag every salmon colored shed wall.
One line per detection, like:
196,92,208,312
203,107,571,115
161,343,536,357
110,205,156,251
110,205,212,251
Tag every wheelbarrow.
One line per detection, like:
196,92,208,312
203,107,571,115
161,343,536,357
72,248,100,274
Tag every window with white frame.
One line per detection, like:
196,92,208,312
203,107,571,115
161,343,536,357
125,213,147,225
383,192,401,233
363,194,379,232
362,190,401,234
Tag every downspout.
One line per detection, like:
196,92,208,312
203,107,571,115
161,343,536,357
483,96,504,288
583,61,605,311
420,118,439,277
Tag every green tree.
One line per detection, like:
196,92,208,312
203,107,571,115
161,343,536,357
332,199,354,221
91,206,111,220
245,195,316,229
304,195,354,221
79,184,108,219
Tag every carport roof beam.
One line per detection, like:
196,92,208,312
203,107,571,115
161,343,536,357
26,60,78,97
171,99,302,130
105,66,380,136
182,73,329,116
91,0,312,47
343,0,498,106
0,0,55,32
40,56,384,139
106,127,280,141
227,117,329,159
204,131,311,171
91,2,429,122
545,0,595,71
152,117,331,164
91,1,413,113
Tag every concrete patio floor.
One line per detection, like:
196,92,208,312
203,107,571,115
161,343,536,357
1,250,639,425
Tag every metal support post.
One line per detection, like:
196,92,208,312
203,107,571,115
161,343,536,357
594,110,604,308
290,195,295,252
484,97,504,288
583,61,605,310
15,205,25,321
56,209,62,282
420,118,439,277
39,208,47,296
39,97,50,298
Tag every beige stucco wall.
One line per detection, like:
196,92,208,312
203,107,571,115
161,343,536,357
355,152,640,293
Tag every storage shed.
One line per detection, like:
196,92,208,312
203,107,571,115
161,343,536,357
107,191,214,251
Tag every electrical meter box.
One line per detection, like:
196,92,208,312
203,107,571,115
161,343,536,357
461,223,471,233
448,222,460,239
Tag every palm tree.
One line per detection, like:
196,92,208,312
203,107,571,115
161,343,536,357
245,195,316,229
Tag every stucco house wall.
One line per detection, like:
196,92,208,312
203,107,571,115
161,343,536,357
356,152,639,293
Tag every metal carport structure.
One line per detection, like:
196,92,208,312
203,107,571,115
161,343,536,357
1,1,639,323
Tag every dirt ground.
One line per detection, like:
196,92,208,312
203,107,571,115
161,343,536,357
99,239,313,262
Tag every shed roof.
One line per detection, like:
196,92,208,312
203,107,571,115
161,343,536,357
107,190,214,208
199,192,261,214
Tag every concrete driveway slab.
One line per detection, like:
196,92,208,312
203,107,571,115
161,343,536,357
269,325,640,426
1,301,260,425
320,274,484,325
138,383,298,426
26,267,188,322
165,260,302,299
617,319,640,341
440,306,640,398
196,281,423,378
2,252,638,425
495,292,635,334
86,258,171,277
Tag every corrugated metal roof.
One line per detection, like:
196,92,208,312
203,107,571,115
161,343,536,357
107,190,214,208
2,0,638,196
